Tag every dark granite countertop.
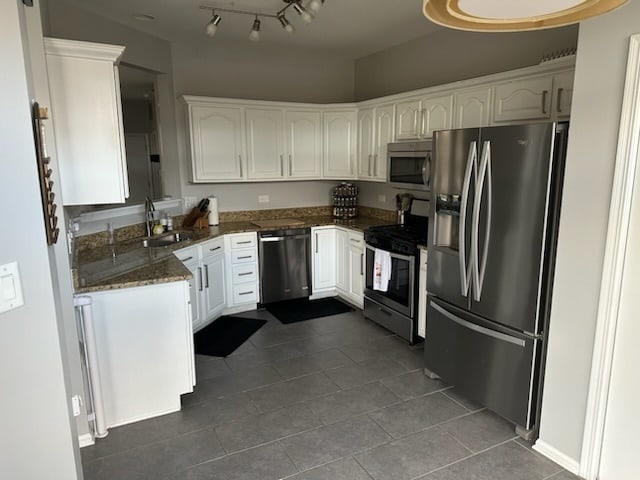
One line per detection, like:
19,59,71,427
74,215,392,293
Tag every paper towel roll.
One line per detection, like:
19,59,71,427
208,196,219,226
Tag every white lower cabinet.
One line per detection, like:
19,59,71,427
334,228,364,308
84,281,193,428
174,238,225,332
311,226,337,296
418,248,428,338
224,232,260,312
335,228,349,292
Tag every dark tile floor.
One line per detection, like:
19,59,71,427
81,308,579,480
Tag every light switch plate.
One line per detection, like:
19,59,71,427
0,262,24,314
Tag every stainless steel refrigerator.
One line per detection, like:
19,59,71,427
425,122,568,437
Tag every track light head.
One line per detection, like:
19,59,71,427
249,16,261,41
205,13,221,37
308,0,324,14
278,14,295,34
293,2,314,24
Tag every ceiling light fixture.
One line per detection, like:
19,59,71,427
200,0,325,41
423,0,628,31
205,13,222,37
249,16,261,42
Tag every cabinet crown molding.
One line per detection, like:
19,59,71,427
44,37,125,64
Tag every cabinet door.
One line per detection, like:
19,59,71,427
181,259,203,331
245,108,285,180
335,229,348,292
45,39,128,205
348,233,364,307
189,105,244,181
373,104,394,182
493,77,553,122
395,99,421,140
357,108,375,179
312,227,336,292
420,94,453,139
551,71,574,120
202,253,226,320
454,87,492,129
323,110,357,179
285,110,322,179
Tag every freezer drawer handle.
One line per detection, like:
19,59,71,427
430,301,526,347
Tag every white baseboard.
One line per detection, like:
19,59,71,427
309,290,337,300
78,433,94,448
533,440,581,475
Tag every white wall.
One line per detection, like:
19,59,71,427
538,0,640,464
0,1,80,478
354,25,578,100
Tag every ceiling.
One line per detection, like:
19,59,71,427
61,0,442,59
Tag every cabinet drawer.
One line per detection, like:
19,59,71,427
231,249,257,264
232,284,258,304
232,264,257,284
174,246,199,263
229,233,256,249
201,237,224,255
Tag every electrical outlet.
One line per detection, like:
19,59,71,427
378,194,386,203
71,395,83,417
258,195,270,203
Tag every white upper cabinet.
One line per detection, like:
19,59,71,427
550,71,574,120
395,99,422,140
187,103,244,182
420,94,454,139
395,95,452,140
493,76,554,122
454,87,493,129
323,110,357,179
358,105,394,182
45,38,128,205
245,108,284,180
285,110,323,179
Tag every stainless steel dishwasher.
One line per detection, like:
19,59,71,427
258,228,312,304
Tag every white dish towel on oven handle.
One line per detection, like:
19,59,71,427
373,248,392,292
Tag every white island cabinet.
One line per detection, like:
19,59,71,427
85,281,194,428
44,38,129,205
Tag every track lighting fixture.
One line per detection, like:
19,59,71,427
249,16,261,42
205,12,221,37
200,0,326,41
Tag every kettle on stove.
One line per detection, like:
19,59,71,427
396,193,414,225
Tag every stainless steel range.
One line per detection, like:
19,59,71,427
363,216,428,344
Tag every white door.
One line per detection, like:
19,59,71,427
124,134,152,204
323,110,357,179
202,253,226,321
598,152,640,479
182,259,202,331
190,105,244,181
347,234,364,307
312,227,336,292
285,110,322,179
420,94,453,139
374,104,394,181
357,108,375,179
245,108,284,180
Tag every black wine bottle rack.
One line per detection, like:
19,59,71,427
32,102,59,245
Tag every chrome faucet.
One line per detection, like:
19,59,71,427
144,197,156,237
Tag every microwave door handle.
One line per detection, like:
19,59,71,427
422,153,431,188
459,141,476,297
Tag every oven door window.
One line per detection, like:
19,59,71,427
389,155,427,185
365,248,412,309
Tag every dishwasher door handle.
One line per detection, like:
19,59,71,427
260,235,310,242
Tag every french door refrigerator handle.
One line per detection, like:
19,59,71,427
459,141,477,297
430,300,525,347
472,140,492,302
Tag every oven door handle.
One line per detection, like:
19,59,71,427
365,245,414,262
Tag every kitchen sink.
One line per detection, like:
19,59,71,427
140,232,193,248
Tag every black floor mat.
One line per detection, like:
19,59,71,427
266,297,354,324
194,316,267,357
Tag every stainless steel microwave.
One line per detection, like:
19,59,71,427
387,141,432,191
